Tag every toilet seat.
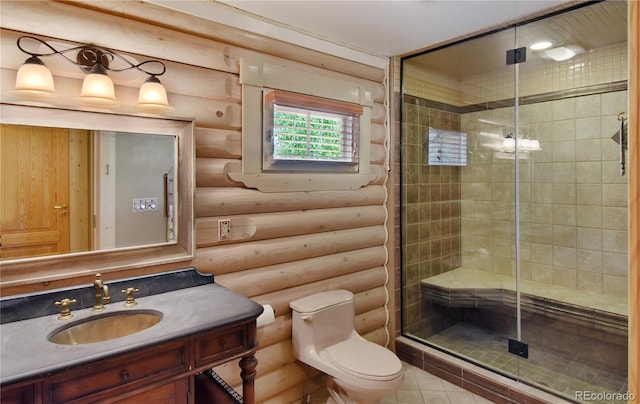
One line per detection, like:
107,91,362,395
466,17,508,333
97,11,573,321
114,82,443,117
324,340,403,381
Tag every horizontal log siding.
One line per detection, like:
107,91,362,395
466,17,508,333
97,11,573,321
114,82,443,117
195,206,387,249
1,1,390,402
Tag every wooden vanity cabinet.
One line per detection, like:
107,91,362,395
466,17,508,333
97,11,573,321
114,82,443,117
0,320,258,404
0,382,37,404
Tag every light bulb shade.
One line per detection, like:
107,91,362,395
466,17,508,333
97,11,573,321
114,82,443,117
13,57,56,94
137,76,173,112
501,137,516,151
529,139,541,150
79,71,117,106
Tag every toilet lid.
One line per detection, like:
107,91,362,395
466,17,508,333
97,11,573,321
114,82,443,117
324,340,403,381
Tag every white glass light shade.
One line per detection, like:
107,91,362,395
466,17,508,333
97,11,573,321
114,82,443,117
79,71,118,106
137,76,173,112
13,57,56,96
501,137,516,151
529,139,541,150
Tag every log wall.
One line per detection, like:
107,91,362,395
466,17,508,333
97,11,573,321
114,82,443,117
0,1,392,402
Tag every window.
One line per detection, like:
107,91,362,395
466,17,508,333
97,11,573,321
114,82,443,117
232,56,376,192
263,90,362,171
425,127,467,166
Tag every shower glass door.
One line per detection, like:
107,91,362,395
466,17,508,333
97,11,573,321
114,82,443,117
401,20,523,379
514,3,629,400
400,1,629,401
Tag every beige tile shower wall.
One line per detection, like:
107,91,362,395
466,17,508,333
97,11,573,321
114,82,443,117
405,42,628,106
402,99,462,333
460,90,629,297
523,43,627,95
463,42,628,103
403,65,464,105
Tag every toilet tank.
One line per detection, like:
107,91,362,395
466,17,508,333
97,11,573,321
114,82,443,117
290,290,355,353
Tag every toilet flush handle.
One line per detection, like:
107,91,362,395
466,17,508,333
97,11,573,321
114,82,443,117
302,315,313,322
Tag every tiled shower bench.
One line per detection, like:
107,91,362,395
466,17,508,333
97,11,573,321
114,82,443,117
420,267,627,336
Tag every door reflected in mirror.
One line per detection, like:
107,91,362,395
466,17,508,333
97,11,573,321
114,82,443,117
1,124,177,260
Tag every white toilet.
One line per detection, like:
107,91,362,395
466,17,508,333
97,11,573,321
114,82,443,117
290,290,404,404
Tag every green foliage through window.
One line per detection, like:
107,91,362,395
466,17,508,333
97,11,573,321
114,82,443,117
272,104,355,163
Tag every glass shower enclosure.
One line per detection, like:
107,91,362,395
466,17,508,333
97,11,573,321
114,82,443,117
400,1,629,402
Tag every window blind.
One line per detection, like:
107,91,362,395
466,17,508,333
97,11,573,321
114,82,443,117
266,90,362,164
426,127,467,166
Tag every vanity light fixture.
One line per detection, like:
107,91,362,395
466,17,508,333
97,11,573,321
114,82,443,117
500,133,541,152
501,133,516,150
12,36,173,112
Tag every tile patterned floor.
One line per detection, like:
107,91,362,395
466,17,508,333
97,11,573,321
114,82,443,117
427,323,628,403
383,362,495,404
309,361,493,404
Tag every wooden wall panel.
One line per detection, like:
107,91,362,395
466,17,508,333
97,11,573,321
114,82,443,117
195,129,242,159
198,230,386,274
195,186,386,217
67,0,385,82
0,1,390,402
215,246,387,295
195,206,386,249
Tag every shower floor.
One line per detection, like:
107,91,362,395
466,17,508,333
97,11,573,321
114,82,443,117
425,322,628,404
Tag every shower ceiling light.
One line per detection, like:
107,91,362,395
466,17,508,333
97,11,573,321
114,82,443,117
544,45,584,61
530,41,552,50
12,36,172,112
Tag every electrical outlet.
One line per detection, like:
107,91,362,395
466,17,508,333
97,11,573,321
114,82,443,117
218,219,231,240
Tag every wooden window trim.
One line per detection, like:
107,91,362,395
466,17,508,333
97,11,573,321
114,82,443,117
265,90,363,116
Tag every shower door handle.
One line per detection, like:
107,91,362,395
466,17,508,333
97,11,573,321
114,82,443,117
617,112,626,176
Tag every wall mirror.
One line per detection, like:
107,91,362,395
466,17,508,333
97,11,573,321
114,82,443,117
0,103,194,292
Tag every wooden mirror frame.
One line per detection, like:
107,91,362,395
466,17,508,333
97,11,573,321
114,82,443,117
0,103,194,294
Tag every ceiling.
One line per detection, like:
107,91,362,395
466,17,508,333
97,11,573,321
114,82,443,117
150,0,627,74
150,0,570,64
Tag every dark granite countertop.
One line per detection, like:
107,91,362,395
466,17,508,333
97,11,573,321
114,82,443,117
0,269,263,385
1,268,217,324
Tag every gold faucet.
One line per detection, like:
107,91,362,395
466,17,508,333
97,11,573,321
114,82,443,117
55,298,77,320
122,287,140,307
92,273,111,311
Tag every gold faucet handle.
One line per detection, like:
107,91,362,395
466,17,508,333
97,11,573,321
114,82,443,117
122,287,140,307
55,298,77,320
